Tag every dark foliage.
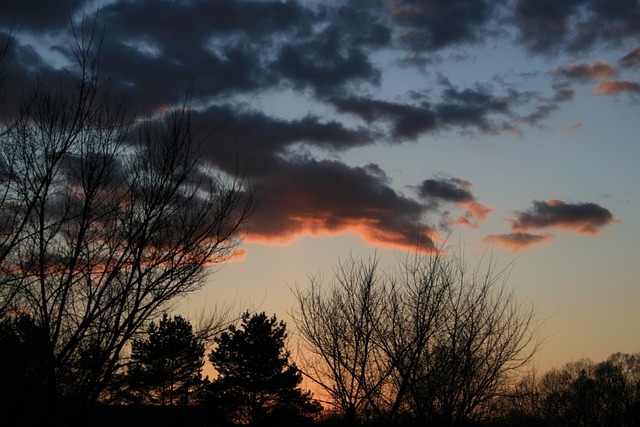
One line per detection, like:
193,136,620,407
503,352,640,426
126,314,205,406
0,314,51,426
208,311,321,426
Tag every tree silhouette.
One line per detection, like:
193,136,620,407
292,255,388,426
293,247,539,426
0,313,51,426
127,314,205,406
208,311,320,426
531,354,640,426
0,17,252,423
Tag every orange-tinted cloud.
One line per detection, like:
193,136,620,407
594,80,640,96
553,59,617,82
416,177,493,229
563,122,582,132
510,199,619,235
484,199,618,253
483,232,555,253
242,158,438,252
226,248,248,263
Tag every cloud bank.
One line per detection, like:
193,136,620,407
1,0,627,253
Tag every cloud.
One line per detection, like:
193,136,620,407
272,42,380,93
552,59,617,82
594,80,640,96
326,82,546,141
510,199,618,235
517,84,576,127
485,199,618,252
226,248,248,263
563,122,583,132
483,232,555,253
619,47,640,69
1,0,630,259
326,96,438,140
383,0,502,51
2,0,83,30
512,0,640,54
416,177,492,228
242,157,437,251
192,105,376,170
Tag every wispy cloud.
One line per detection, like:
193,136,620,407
483,232,555,253
563,122,583,132
416,177,492,229
619,47,640,70
552,60,617,82
512,0,640,54
594,80,640,96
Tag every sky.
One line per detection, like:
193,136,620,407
1,0,639,371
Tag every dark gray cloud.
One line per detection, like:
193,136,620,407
189,105,376,175
510,199,617,234
383,0,504,51
552,60,617,83
1,0,630,253
483,199,618,252
327,96,437,140
243,156,436,250
513,0,640,54
417,177,475,203
327,81,572,140
513,84,576,128
2,0,83,30
619,47,640,69
102,0,308,42
416,177,492,229
272,41,380,93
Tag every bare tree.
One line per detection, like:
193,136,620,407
533,353,640,426
293,255,390,426
410,251,539,426
292,247,539,426
0,19,252,421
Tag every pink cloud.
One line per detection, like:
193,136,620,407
594,80,640,96
554,59,617,82
563,122,582,132
483,232,555,253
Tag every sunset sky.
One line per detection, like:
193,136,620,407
2,0,639,370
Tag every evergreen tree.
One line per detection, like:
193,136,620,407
208,311,320,426
0,314,50,426
129,314,205,406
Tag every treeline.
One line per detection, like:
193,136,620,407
503,352,640,427
0,310,320,427
3,305,637,427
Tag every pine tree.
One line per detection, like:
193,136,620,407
208,311,320,426
129,314,205,406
